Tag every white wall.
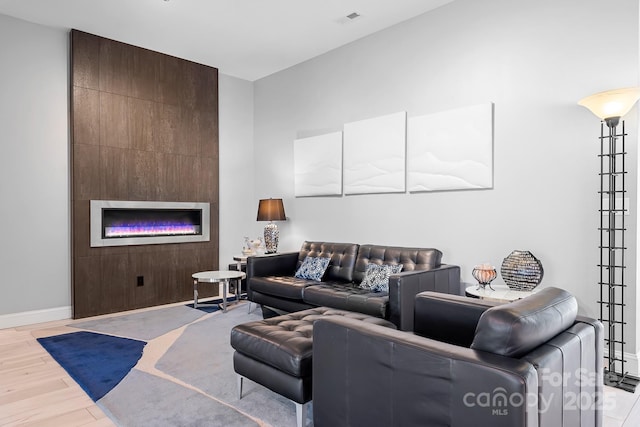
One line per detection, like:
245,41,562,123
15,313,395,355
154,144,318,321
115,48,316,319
253,0,639,355
0,14,256,327
218,74,256,265
0,14,70,322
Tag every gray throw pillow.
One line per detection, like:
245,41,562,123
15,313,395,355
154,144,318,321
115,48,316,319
294,256,331,281
360,263,403,292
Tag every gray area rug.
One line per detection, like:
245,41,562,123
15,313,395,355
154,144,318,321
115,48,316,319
99,369,259,427
70,303,307,426
156,306,305,427
71,305,206,341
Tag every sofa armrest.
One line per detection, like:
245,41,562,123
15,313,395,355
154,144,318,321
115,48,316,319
388,264,461,331
576,314,604,419
313,316,538,427
246,252,299,300
246,252,299,278
414,291,498,347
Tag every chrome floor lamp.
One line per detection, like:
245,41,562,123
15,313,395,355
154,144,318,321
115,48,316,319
579,87,640,392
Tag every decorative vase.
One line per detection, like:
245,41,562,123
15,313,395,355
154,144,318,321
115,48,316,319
472,264,497,290
500,250,543,291
263,223,279,254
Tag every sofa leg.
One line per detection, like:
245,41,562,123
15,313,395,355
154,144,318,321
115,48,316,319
295,402,309,427
237,375,243,400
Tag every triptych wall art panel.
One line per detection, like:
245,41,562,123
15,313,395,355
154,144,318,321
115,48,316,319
294,132,343,197
343,111,407,195
407,103,493,192
293,103,493,197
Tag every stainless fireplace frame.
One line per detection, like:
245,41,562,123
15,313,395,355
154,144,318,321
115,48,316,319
90,200,211,247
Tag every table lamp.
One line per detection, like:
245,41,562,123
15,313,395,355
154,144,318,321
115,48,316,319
256,198,286,254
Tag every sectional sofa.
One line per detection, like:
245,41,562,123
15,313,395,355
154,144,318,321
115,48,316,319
246,241,462,330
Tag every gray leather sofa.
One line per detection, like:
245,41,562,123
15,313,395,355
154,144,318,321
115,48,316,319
246,241,462,330
313,287,603,427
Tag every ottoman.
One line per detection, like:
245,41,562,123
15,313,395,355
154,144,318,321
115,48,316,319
230,307,396,427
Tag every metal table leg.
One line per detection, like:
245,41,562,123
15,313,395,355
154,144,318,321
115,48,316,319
222,278,227,312
193,278,199,308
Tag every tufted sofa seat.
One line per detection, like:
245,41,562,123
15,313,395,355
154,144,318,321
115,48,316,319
247,241,462,330
300,282,388,318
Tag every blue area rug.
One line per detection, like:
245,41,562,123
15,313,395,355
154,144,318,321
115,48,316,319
186,295,238,313
37,331,145,401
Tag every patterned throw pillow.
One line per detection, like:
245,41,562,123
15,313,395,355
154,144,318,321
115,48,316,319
359,264,403,292
294,256,331,281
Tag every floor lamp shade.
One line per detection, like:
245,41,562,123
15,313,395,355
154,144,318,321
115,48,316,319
257,199,286,253
578,87,640,126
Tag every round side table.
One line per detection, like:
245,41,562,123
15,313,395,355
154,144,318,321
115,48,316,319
465,283,536,303
192,270,246,312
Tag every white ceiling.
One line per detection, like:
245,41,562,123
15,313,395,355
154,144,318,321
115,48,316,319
0,0,454,81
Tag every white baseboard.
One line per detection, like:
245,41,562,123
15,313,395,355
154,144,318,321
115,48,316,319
0,306,72,329
604,348,640,378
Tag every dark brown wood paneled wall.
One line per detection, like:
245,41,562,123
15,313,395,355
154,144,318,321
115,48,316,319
70,30,219,318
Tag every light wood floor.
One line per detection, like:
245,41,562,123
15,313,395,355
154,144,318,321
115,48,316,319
1,304,640,427
0,318,115,426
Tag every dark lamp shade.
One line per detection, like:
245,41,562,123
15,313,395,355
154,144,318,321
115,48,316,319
257,199,286,221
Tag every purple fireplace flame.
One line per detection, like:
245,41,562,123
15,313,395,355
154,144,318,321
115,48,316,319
102,208,202,239
105,222,199,238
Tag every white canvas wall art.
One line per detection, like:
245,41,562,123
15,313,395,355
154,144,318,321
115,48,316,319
343,111,406,195
407,103,493,192
294,132,343,197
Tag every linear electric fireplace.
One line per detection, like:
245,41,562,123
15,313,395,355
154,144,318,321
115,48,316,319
90,200,211,247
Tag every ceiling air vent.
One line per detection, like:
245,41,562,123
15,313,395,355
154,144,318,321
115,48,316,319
336,12,362,25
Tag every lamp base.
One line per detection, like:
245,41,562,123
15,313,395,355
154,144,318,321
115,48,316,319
263,222,279,254
605,370,639,393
